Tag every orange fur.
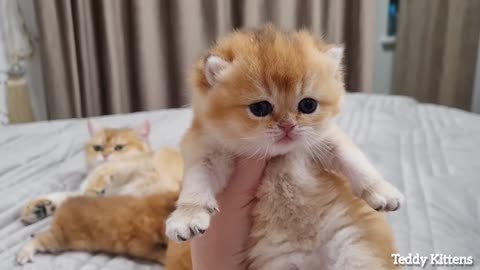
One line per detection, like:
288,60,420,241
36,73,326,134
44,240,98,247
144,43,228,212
18,193,178,264
19,121,192,267
21,122,183,225
165,241,192,270
170,25,399,269
189,26,343,147
249,162,398,269
85,126,150,170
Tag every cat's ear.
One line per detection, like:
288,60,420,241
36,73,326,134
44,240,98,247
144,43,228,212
325,46,344,73
134,120,151,140
87,120,103,136
204,55,230,86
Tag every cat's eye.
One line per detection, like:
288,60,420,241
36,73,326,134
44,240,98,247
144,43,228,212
248,101,273,117
93,145,103,152
298,98,317,114
114,145,125,151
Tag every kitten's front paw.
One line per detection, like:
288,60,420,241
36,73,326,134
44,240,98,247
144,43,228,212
166,204,218,242
21,199,55,224
84,174,110,196
361,181,404,211
84,187,106,197
16,242,35,265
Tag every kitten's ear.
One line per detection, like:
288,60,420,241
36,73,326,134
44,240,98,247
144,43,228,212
134,120,151,140
204,55,230,86
325,46,344,73
87,120,103,136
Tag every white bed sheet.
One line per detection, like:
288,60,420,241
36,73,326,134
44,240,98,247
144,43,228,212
0,93,479,270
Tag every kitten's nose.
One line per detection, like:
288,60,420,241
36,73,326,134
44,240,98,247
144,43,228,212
278,121,296,133
102,154,109,160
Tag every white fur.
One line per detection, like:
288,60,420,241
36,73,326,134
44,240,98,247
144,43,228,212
167,121,402,241
16,240,36,265
166,88,403,269
45,192,78,207
87,120,103,136
166,146,234,241
166,120,402,270
205,55,230,86
326,125,404,210
21,152,159,224
325,46,344,73
245,151,388,270
134,120,151,141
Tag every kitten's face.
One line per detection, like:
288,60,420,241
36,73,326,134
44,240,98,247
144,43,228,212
191,27,344,157
85,121,151,169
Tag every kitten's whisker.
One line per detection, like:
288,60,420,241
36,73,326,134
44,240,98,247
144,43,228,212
246,146,262,159
262,141,272,159
304,135,332,169
304,137,326,168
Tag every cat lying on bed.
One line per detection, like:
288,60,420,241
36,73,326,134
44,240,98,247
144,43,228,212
20,120,183,224
17,120,191,267
17,192,192,270
166,26,403,269
17,192,179,265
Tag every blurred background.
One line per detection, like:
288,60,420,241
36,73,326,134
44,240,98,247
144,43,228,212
1,0,479,124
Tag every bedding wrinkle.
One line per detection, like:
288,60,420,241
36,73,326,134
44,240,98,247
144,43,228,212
0,95,478,269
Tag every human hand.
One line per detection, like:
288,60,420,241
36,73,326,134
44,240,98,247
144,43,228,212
190,157,267,270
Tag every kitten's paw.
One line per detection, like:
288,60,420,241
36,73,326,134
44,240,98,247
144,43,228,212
361,181,404,211
16,243,35,265
166,204,218,242
84,187,106,197
21,199,55,224
84,174,110,196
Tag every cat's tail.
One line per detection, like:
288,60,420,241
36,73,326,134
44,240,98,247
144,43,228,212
16,229,64,265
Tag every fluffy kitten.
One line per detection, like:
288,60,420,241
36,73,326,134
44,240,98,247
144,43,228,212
16,193,178,265
17,121,190,266
166,26,403,269
20,120,183,224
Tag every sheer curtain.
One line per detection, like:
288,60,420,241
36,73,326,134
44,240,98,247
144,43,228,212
393,0,480,110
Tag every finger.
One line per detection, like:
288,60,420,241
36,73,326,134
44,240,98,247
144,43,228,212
225,157,267,193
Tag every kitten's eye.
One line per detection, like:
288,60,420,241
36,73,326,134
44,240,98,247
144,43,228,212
93,145,103,152
114,145,125,151
249,101,273,117
298,98,317,114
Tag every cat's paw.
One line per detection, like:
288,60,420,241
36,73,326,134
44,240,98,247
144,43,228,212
84,187,106,197
361,181,404,211
21,199,56,224
166,204,218,242
16,241,35,265
84,173,110,196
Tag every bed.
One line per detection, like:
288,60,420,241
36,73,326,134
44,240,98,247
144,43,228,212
0,93,479,270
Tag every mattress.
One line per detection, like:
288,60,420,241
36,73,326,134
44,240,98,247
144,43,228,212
0,93,479,270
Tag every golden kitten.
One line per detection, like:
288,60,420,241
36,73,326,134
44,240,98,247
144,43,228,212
16,193,178,264
17,120,190,267
166,26,402,269
20,120,183,224
85,120,151,170
18,193,193,268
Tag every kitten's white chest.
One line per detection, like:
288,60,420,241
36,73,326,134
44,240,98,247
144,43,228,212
248,153,322,269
